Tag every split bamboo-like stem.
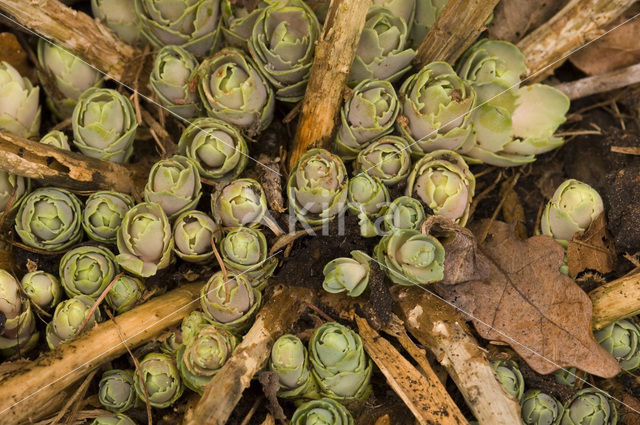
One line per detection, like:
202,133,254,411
590,270,640,330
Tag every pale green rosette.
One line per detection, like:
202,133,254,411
59,245,119,299
105,275,145,314
90,413,137,425
46,295,102,349
144,155,202,220
521,389,563,425
21,270,62,311
269,334,319,399
347,173,389,237
98,369,137,413
291,398,354,425
150,45,201,119
560,389,617,425
212,178,267,228
220,227,277,290
381,195,426,232
40,130,71,150
0,269,38,356
322,250,371,297
199,271,261,331
173,210,219,263
220,0,266,49
491,359,525,401
82,191,135,245
595,319,640,372
92,0,145,45
133,352,183,408
0,61,41,138
0,171,30,219
353,136,411,186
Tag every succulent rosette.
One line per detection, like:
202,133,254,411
92,0,145,45
176,324,238,394
291,398,354,425
408,0,447,48
554,368,578,387
288,149,349,225
349,7,416,85
541,179,604,245
309,322,372,402
198,48,275,137
348,173,390,237
99,369,137,413
322,250,371,297
144,155,202,220
220,0,266,48
90,414,137,425
405,149,475,225
181,310,211,344
521,389,563,425
0,269,38,356
397,62,476,154
40,130,71,150
150,45,201,119
37,39,103,119
0,171,29,218
595,319,640,372
83,191,135,245
334,79,399,160
491,359,525,400
173,210,219,263
353,136,411,186
21,270,63,311
199,271,261,331
248,0,320,102
105,275,145,314
560,389,617,425
134,0,222,57
269,334,319,399
72,87,138,163
116,202,174,277
372,0,415,24
0,61,41,138
161,332,180,356
46,295,102,349
220,227,277,290
211,178,267,228
178,117,249,182
60,245,119,299
15,187,83,252
133,352,184,408
381,195,426,232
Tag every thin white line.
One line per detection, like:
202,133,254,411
0,249,282,415
0,10,283,177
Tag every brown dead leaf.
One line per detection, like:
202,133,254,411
567,213,616,277
436,220,620,377
0,33,31,78
487,0,569,43
500,180,527,240
569,4,640,75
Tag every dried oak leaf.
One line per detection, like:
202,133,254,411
487,0,568,43
437,220,620,377
567,213,616,277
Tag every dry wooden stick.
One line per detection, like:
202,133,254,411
288,0,371,170
413,0,499,67
356,315,468,425
517,0,637,82
0,282,203,425
393,286,522,425
590,270,640,330
0,131,145,196
0,0,140,83
554,62,640,100
185,286,313,425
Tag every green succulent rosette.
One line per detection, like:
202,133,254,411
144,155,202,220
372,0,415,26
521,389,563,425
176,324,238,394
595,319,640,372
220,0,266,49
40,130,71,150
211,178,267,228
334,79,399,160
133,352,183,408
160,332,180,356
553,368,578,387
199,271,261,331
150,45,201,119
105,275,145,314
46,295,102,349
0,61,41,139
83,191,135,245
90,413,137,425
92,0,145,46
173,210,219,263
353,136,411,186
181,310,211,344
178,117,249,182
269,334,319,399
381,195,426,232
134,0,222,57
348,173,390,237
541,179,604,245
560,388,618,425
309,322,372,402
405,149,475,225
397,62,476,154
248,0,320,102
59,245,119,299
21,270,63,311
15,187,83,252
287,149,349,225
198,47,275,137
0,170,30,219
0,269,38,356
116,202,174,277
374,228,444,286
491,359,525,400
408,0,447,48
322,250,371,297
349,7,416,85
220,227,277,290
72,87,138,163
37,39,103,119
291,398,354,425
99,369,137,413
